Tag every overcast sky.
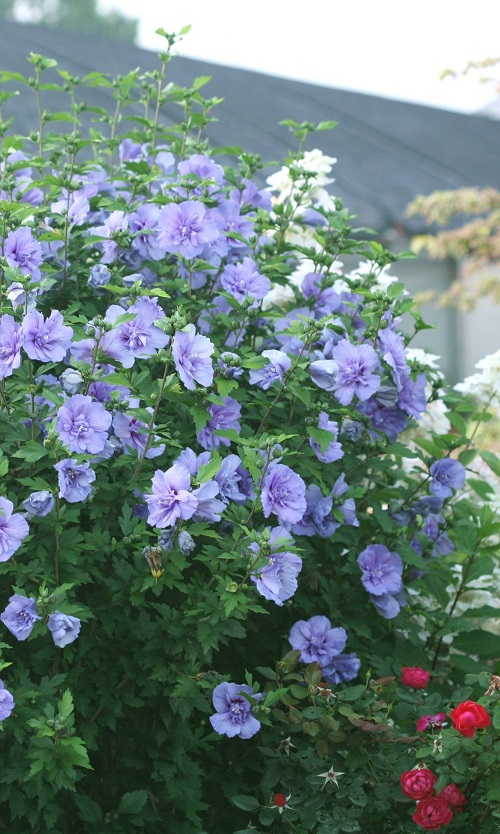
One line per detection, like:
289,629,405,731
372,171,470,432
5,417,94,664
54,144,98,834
99,0,499,113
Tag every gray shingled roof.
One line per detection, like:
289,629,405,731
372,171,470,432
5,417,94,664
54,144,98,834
1,20,500,234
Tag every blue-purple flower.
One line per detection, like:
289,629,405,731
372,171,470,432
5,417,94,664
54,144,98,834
289,615,347,664
398,372,427,418
250,527,302,606
0,594,41,641
197,397,241,450
192,480,225,523
210,682,262,739
157,200,219,259
331,339,380,405
55,459,96,503
112,410,165,459
309,412,343,463
322,652,361,685
429,458,466,499
95,210,129,263
0,315,23,379
261,464,306,525
220,257,270,303
215,454,253,504
22,310,73,363
291,484,337,539
0,497,29,561
379,329,408,391
172,325,214,390
357,544,403,596
249,350,292,390
370,589,406,619
0,679,14,720
56,394,112,455
98,303,169,369
129,203,162,260
4,226,43,279
145,464,198,528
47,611,81,648
22,490,54,518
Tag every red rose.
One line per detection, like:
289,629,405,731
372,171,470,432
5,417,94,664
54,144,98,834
273,793,287,808
438,783,467,812
400,768,437,800
412,796,454,830
450,700,491,738
401,666,431,689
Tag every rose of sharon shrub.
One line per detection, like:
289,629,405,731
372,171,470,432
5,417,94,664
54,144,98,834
0,35,497,834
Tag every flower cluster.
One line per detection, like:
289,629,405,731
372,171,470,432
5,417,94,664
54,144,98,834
400,766,467,830
0,595,80,648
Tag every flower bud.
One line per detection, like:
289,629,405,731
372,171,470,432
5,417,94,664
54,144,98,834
60,368,84,395
178,531,195,555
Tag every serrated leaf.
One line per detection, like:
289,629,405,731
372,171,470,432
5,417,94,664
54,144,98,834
11,442,48,463
118,789,149,816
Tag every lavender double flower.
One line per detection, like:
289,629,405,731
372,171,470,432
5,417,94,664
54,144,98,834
429,458,466,499
145,464,198,528
55,459,96,503
157,200,219,259
331,339,380,405
22,310,74,363
309,412,343,464
0,594,41,641
289,615,347,665
56,394,112,455
357,544,403,597
4,226,43,280
0,315,23,379
220,257,270,303
210,682,262,739
0,497,29,562
0,679,15,721
261,464,307,525
172,325,214,391
47,612,81,648
249,527,302,606
249,350,292,390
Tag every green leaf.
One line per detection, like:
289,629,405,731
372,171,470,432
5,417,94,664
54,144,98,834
481,450,500,478
230,795,260,811
307,425,336,453
196,454,222,484
117,790,149,816
453,630,500,658
191,405,210,433
337,685,367,702
11,442,48,463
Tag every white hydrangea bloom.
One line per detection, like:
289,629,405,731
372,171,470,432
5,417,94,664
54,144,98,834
418,398,451,436
455,349,500,405
406,348,442,371
266,148,336,207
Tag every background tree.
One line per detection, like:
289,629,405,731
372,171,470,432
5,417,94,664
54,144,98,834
406,58,500,309
0,0,138,43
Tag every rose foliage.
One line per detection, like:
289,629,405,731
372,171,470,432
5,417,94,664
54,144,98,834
0,32,498,834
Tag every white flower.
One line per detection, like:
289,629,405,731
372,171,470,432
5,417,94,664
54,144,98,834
318,766,344,790
266,148,336,207
455,349,500,404
418,398,451,436
406,348,442,370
